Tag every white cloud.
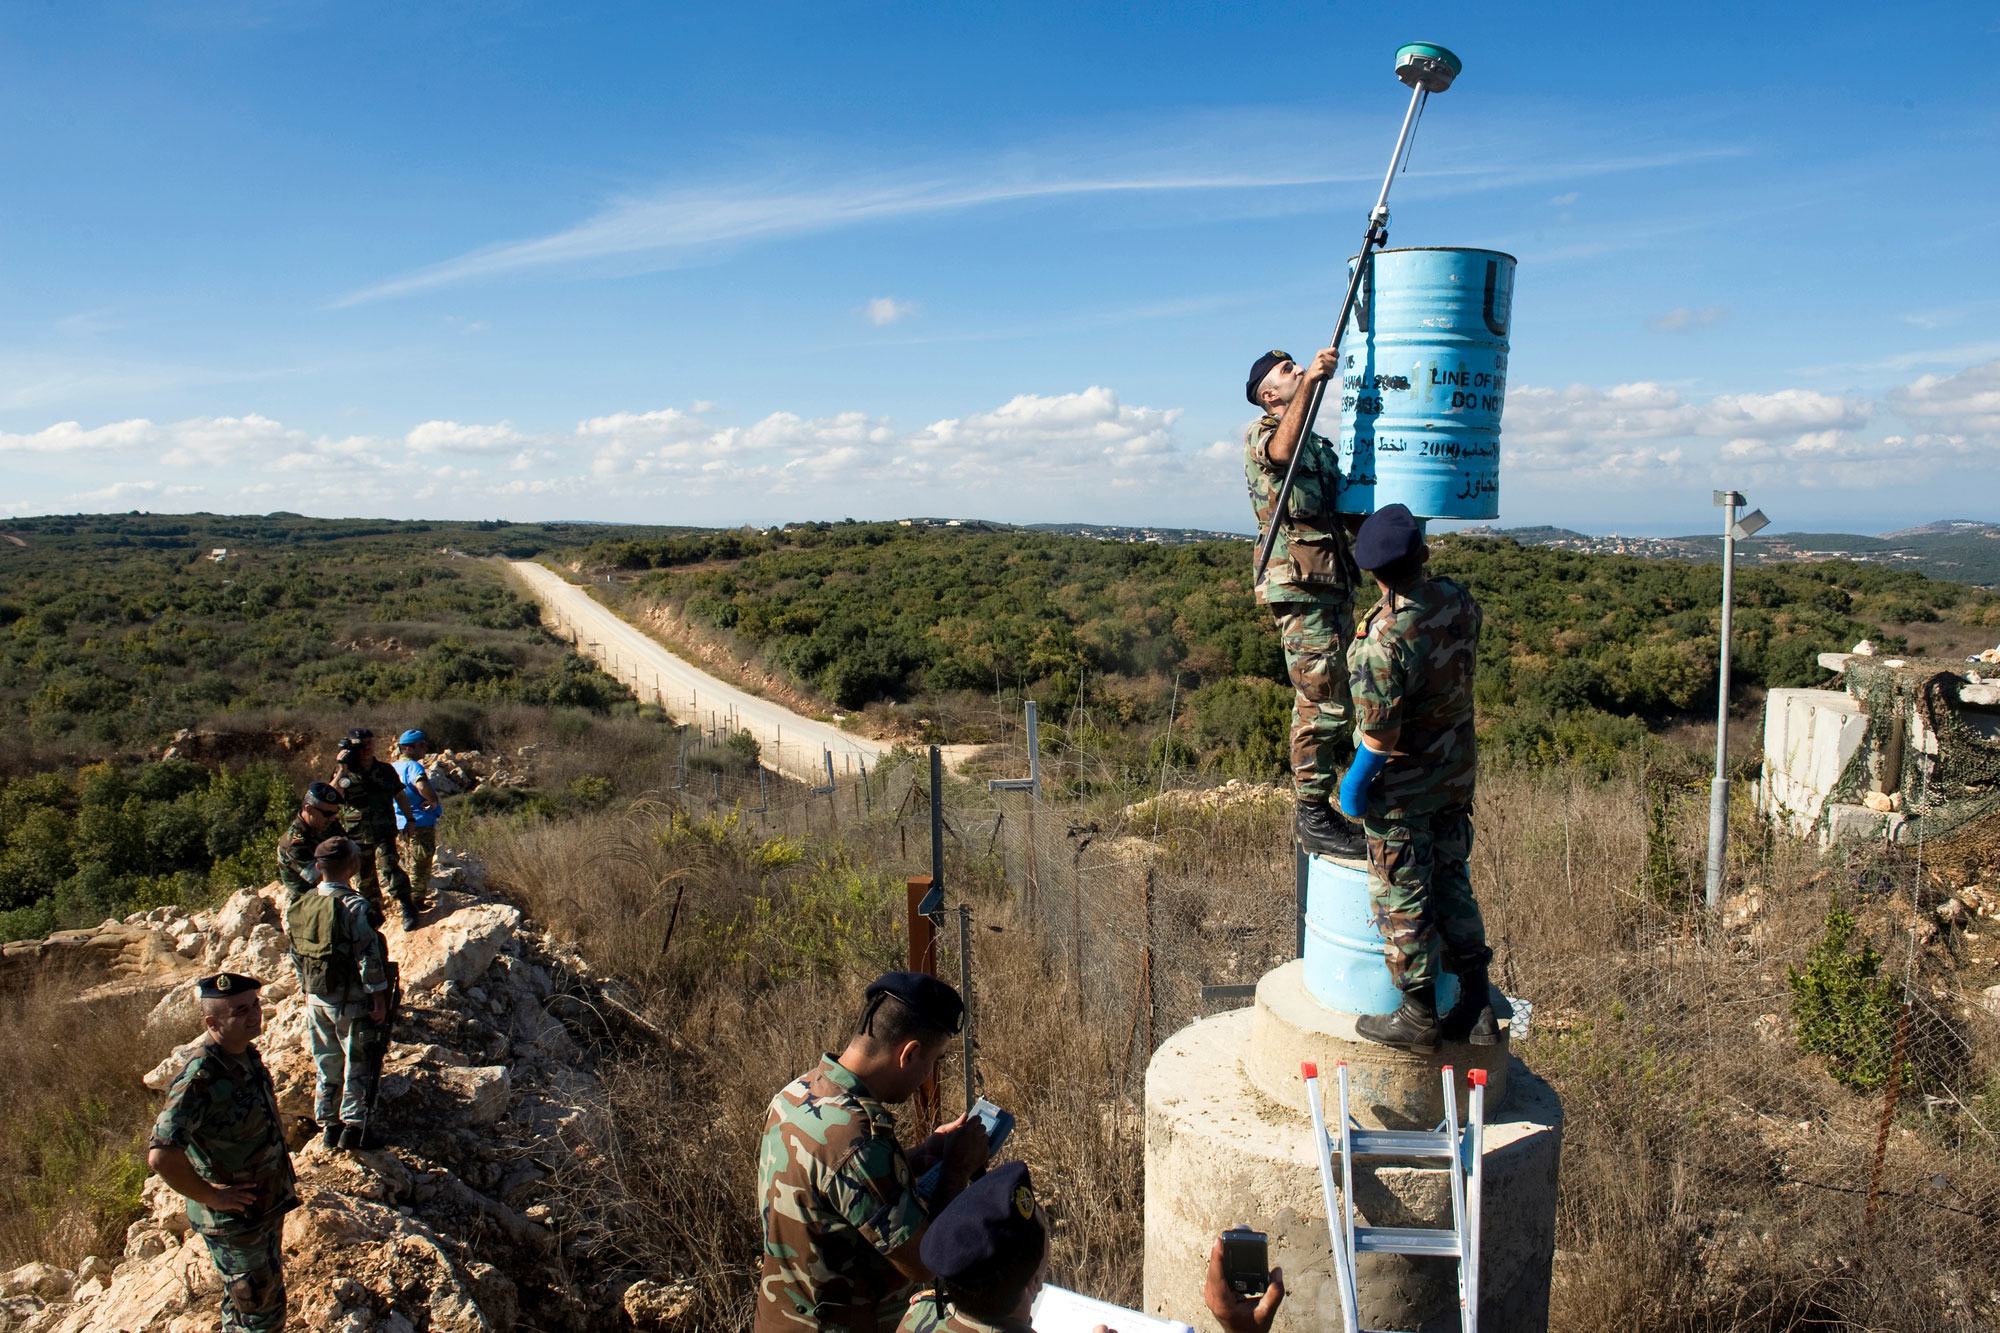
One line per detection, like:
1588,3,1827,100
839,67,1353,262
159,413,306,467
864,297,916,326
1549,191,1579,206
404,420,528,453
1889,358,2000,437
0,418,157,453
75,480,201,504
910,387,1182,478
1649,305,1729,333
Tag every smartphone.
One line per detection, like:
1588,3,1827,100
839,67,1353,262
916,1098,1017,1198
1219,1227,1269,1296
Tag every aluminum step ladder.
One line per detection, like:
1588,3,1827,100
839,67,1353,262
1302,1060,1487,1333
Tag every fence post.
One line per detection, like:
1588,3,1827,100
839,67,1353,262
907,874,941,1121
958,904,975,1113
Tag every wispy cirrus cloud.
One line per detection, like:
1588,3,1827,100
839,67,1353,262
331,110,1747,308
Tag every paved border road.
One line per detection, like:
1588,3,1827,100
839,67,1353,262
506,561,888,785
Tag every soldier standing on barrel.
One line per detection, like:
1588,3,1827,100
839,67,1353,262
1244,346,1367,858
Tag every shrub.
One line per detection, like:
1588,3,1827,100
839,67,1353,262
1788,903,1902,1090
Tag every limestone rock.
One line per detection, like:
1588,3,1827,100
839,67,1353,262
2,1264,72,1301
622,1278,698,1329
212,888,277,950
1863,790,1896,813
435,1065,512,1126
399,904,522,993
143,1034,211,1093
1981,985,2000,1019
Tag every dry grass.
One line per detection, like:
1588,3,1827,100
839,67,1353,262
0,981,177,1270
464,749,2000,1331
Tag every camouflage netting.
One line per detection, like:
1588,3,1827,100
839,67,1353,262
1840,660,2000,840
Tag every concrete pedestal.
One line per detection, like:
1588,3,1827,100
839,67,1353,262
1143,974,1561,1332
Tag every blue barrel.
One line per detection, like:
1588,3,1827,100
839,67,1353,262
1334,247,1514,520
1302,854,1459,1015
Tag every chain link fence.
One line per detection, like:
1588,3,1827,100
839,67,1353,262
644,722,1998,1320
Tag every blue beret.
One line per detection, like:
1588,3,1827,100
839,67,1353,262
866,971,964,1034
920,1160,1044,1296
1353,503,1425,571
398,729,427,746
1245,349,1292,407
198,972,264,999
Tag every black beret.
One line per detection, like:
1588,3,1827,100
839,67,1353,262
919,1160,1045,1298
1354,503,1425,571
344,727,374,745
312,835,360,863
199,972,264,1000
865,971,964,1035
1245,349,1292,407
304,782,343,811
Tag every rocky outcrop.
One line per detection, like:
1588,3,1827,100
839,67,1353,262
3,852,653,1333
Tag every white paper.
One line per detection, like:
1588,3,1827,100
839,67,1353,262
1028,1284,1195,1333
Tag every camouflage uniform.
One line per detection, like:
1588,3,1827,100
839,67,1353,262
1348,575,1488,990
1244,416,1360,799
275,813,330,905
148,1038,299,1333
298,880,392,1125
756,1055,929,1333
334,758,412,911
897,1299,1029,1333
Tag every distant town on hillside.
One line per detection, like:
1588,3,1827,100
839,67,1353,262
1023,518,2000,588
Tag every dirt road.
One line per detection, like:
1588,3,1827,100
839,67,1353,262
506,561,889,785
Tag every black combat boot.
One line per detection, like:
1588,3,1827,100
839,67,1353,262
1296,799,1366,858
1439,947,1500,1046
398,899,421,932
1355,981,1440,1053
320,1119,342,1150
338,1122,384,1152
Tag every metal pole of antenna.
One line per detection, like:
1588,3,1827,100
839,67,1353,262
1253,76,1430,585
1705,490,1742,910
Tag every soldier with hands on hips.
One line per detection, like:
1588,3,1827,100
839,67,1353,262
146,972,299,1333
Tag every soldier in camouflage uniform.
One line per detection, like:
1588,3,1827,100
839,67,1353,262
275,782,344,906
146,973,299,1333
757,972,988,1333
899,1164,1282,1333
897,1160,1046,1333
1339,505,1497,1053
1243,346,1365,858
331,727,419,931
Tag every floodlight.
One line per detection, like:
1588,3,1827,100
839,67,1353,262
1732,509,1770,541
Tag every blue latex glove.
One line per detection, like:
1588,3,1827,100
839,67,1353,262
1337,745,1389,818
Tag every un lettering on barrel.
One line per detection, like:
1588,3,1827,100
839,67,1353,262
1335,246,1515,520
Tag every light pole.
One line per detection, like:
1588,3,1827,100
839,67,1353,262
1705,490,1770,910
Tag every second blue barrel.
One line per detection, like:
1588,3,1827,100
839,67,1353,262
1302,853,1459,1015
1334,246,1515,520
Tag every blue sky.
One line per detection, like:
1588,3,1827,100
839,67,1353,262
3,1,1998,535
